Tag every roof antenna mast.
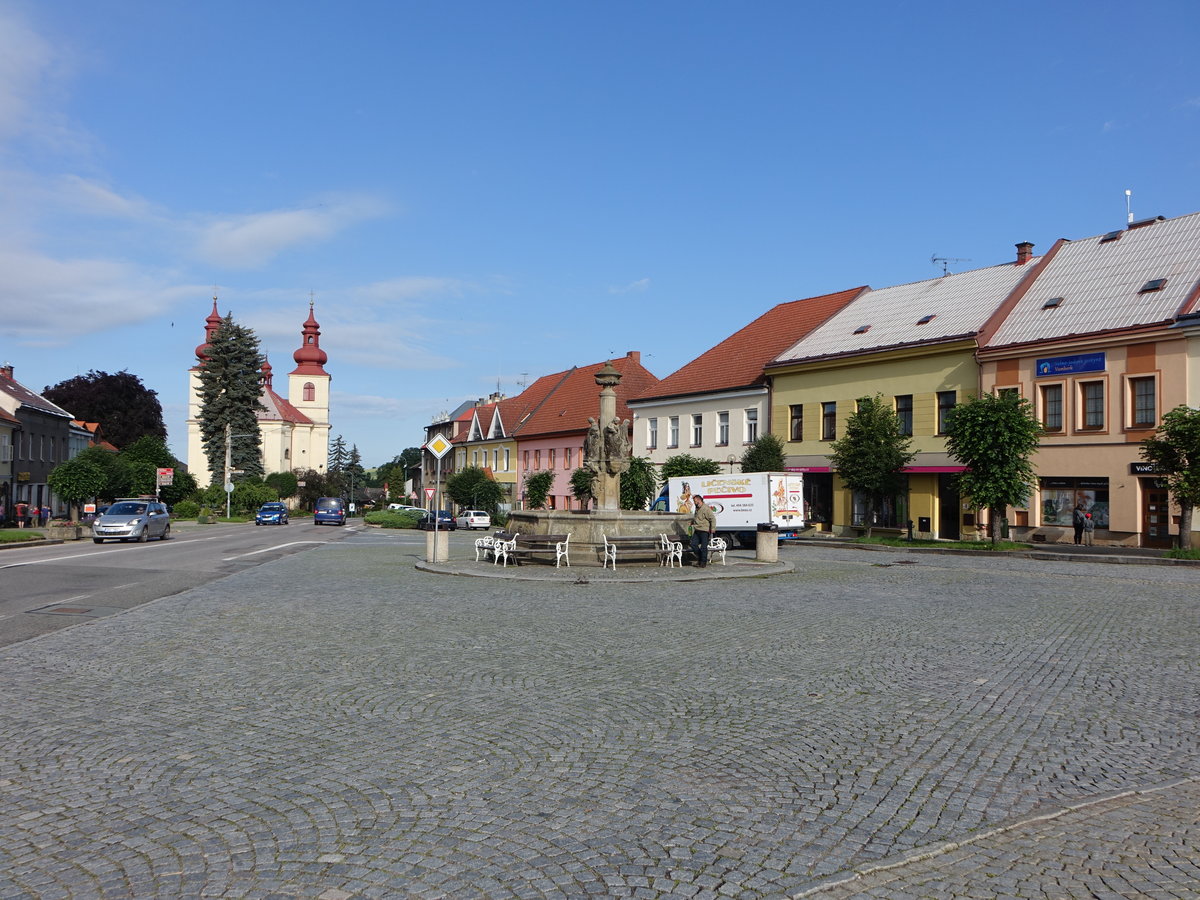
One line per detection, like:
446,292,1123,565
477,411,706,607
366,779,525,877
930,254,972,276
1125,189,1133,225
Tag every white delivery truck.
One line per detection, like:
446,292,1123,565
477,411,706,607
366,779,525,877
664,472,805,546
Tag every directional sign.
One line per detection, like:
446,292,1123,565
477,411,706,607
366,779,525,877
156,467,174,486
427,434,452,459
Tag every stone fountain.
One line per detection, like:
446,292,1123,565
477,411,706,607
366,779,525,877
507,360,690,565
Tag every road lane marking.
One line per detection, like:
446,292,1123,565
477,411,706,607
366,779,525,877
1,533,277,568
222,541,329,560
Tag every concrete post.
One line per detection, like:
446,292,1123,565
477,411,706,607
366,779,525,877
425,529,449,563
756,528,779,562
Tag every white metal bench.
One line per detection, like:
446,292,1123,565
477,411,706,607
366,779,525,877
659,533,684,568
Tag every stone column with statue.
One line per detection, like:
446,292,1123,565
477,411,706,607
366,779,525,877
583,361,632,510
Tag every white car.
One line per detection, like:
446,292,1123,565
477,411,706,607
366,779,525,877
455,510,492,530
388,504,426,515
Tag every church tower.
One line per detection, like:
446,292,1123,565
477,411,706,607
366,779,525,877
286,300,332,475
185,298,223,487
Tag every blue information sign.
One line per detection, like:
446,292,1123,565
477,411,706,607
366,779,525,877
1035,351,1105,377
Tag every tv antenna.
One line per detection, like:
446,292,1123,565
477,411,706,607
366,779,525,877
1125,189,1133,224
931,254,972,276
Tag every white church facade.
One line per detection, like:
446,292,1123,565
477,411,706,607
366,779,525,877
186,299,332,487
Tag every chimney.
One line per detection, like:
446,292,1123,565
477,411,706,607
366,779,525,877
0,364,12,379
1015,242,1034,266
626,350,641,364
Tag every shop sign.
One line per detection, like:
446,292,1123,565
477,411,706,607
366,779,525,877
1130,462,1165,475
1035,351,1105,377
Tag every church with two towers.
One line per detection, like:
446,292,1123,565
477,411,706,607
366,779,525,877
186,300,332,487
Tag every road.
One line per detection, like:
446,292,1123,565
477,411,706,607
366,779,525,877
0,518,370,648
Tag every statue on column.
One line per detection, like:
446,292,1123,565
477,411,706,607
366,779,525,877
604,417,631,475
583,417,603,474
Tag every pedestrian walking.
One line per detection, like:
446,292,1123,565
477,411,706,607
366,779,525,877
1072,502,1086,545
39,505,49,527
1082,510,1095,546
690,494,717,568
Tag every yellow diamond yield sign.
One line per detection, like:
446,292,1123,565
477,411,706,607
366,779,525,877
427,434,452,458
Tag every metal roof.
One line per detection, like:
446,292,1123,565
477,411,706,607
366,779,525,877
984,211,1200,348
771,261,1036,365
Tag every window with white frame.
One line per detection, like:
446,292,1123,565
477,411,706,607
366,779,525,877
668,416,679,448
691,414,703,446
718,411,729,446
647,417,658,450
505,448,511,471
744,408,758,443
1129,376,1156,428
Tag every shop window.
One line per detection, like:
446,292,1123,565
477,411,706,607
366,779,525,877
744,409,758,443
1129,376,1156,428
851,477,909,529
821,402,837,440
789,404,803,442
894,395,913,436
1079,381,1105,430
937,390,956,434
1040,478,1109,529
718,411,729,446
1040,384,1063,432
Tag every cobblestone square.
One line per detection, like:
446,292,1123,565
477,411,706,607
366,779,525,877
0,542,1196,898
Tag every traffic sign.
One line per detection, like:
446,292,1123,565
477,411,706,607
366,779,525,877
156,467,174,486
424,487,436,501
427,434,452,459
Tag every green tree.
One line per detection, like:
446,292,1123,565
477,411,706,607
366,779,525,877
43,370,166,449
620,456,659,510
345,444,366,504
740,433,786,473
523,470,555,510
328,434,348,474
48,448,112,520
105,435,198,505
1140,404,1200,551
294,469,334,510
829,395,916,538
446,466,503,513
944,391,1042,545
376,447,422,499
660,453,721,481
265,471,299,500
197,315,264,481
570,467,596,509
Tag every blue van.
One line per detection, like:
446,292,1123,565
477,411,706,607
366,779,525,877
314,496,347,526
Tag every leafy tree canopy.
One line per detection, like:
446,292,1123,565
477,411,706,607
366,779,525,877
446,466,503,513
197,316,264,480
523,470,555,510
620,456,659,510
740,433,786,473
43,370,166,449
265,471,299,499
944,391,1042,544
570,467,596,509
47,448,112,520
829,395,916,505
1140,404,1200,550
660,453,722,481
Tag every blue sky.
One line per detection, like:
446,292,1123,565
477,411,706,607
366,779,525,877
4,0,1200,467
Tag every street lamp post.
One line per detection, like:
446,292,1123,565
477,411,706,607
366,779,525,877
223,423,257,519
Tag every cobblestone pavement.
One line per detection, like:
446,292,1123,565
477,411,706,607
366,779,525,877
0,539,1197,899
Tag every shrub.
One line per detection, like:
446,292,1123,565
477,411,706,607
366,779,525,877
172,500,200,519
363,510,422,529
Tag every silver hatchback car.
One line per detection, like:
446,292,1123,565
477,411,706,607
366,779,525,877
92,499,172,543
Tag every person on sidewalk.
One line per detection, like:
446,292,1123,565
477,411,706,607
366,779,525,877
1082,510,1095,547
1072,502,1087,545
690,494,717,568
15,501,27,529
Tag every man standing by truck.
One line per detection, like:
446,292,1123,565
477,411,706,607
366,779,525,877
691,495,717,568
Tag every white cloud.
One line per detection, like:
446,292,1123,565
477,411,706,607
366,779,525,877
609,277,650,294
193,194,389,269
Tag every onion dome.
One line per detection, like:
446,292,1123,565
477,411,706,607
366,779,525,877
290,299,329,375
260,357,273,389
195,298,222,362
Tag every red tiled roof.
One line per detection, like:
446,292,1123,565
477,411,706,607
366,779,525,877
496,370,573,436
258,387,313,425
516,352,659,438
633,287,867,402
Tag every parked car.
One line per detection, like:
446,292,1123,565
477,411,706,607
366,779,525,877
92,499,171,543
313,496,347,526
455,509,491,530
417,510,457,531
255,502,289,525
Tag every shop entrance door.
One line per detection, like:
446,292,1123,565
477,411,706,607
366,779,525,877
938,473,960,540
1142,481,1173,548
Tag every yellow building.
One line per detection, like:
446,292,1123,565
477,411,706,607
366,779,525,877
767,248,1043,538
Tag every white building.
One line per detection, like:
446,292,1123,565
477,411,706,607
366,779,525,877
186,299,331,487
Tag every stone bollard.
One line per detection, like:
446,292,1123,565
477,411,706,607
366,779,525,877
756,522,779,562
425,528,449,563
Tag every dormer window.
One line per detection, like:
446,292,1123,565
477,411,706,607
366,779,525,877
1139,278,1168,293
1042,297,1064,309
1100,230,1123,243
853,324,871,335
916,314,936,325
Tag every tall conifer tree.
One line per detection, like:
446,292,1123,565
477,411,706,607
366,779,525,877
197,315,265,481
